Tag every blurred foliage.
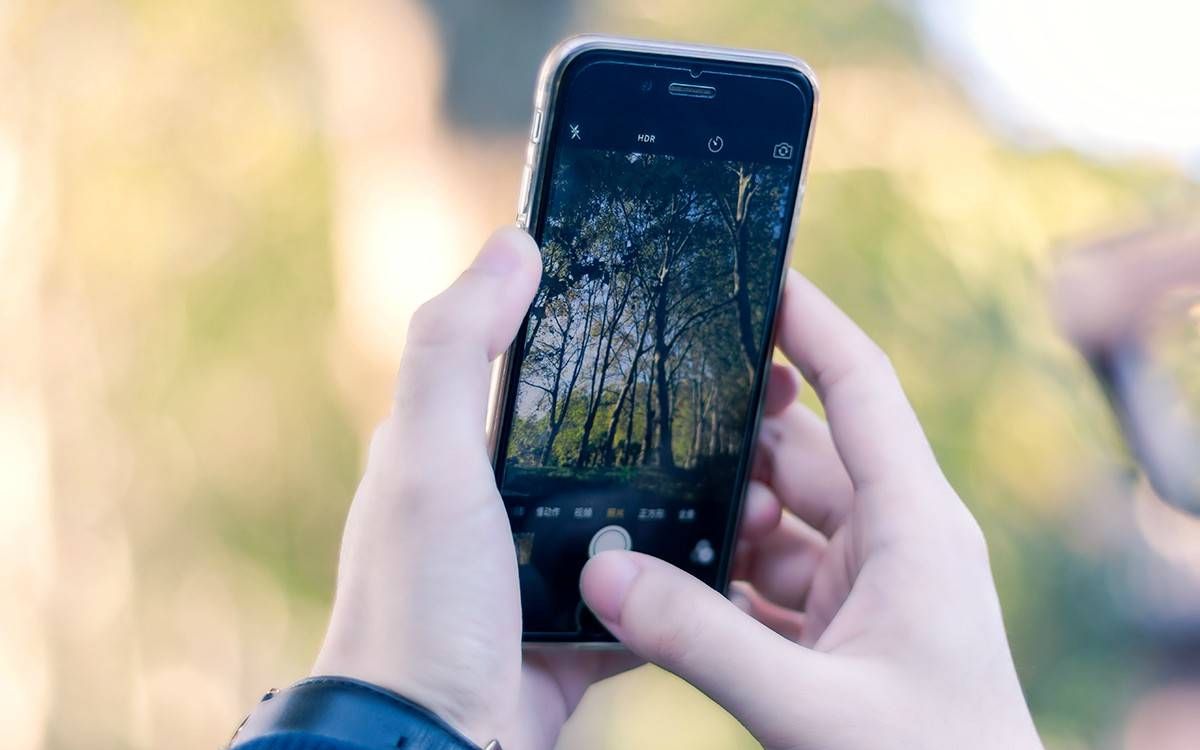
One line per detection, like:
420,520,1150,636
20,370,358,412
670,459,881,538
2,1,1199,749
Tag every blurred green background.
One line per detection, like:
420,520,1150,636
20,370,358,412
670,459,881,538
1,1,1199,749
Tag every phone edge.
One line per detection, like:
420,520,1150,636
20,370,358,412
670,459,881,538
485,33,821,650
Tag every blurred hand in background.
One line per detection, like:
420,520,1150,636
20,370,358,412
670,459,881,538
1054,225,1200,515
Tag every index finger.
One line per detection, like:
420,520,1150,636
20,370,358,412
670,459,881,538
775,270,939,490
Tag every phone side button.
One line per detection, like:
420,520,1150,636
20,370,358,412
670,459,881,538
529,109,543,144
588,525,632,557
516,164,533,216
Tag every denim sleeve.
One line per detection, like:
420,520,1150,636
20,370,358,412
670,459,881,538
228,677,482,750
236,733,370,750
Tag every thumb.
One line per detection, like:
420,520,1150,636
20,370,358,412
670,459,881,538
391,226,541,451
581,551,835,743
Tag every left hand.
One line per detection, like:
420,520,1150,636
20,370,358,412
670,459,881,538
311,227,633,749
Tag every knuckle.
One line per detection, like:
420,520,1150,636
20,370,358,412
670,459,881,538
366,420,395,459
954,507,990,563
406,296,457,349
881,483,992,570
376,470,457,528
363,422,444,505
935,479,988,552
816,340,896,397
865,341,896,378
365,455,423,504
364,419,406,478
924,495,990,570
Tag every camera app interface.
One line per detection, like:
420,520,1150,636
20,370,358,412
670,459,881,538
498,58,810,637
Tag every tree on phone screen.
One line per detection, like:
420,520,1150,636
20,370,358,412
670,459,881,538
507,150,790,504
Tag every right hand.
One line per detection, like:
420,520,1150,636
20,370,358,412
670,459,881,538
580,270,1043,750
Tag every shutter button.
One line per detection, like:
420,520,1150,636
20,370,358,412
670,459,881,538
588,525,632,557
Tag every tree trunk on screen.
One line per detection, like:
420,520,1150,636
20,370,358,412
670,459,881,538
688,378,703,467
601,324,648,467
577,275,635,466
705,403,715,456
723,166,760,380
540,285,596,465
653,281,676,470
640,369,656,466
524,298,546,354
536,311,571,459
621,368,640,466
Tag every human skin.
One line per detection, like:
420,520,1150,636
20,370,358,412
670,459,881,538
313,227,1043,750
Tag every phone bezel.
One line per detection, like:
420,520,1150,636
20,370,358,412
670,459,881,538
486,34,820,647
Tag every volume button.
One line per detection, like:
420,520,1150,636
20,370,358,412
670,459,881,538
516,164,533,216
529,109,543,144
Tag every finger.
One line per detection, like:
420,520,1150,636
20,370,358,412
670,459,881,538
752,401,854,536
735,511,827,610
762,362,802,416
729,582,807,642
776,271,939,491
737,480,783,543
391,227,541,449
581,551,835,739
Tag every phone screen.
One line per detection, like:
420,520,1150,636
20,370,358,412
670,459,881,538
495,49,815,640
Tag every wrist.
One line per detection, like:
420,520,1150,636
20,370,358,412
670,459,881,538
312,636,498,749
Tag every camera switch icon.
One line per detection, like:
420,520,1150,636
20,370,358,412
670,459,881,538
772,142,794,160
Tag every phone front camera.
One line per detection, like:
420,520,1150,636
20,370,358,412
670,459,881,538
640,80,653,93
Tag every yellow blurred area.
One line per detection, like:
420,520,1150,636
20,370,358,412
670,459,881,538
1,1,1198,749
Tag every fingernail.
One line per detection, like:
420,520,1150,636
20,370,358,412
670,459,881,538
581,551,640,624
472,228,529,275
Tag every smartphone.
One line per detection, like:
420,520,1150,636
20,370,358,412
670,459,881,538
489,35,818,644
